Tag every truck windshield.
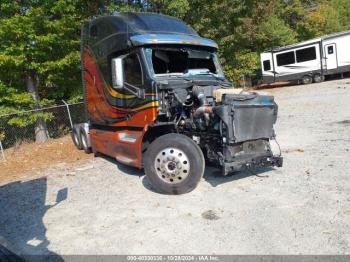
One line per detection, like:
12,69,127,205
144,47,225,79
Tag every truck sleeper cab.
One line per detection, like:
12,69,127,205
72,12,282,194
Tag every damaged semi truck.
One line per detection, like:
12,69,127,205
72,12,283,194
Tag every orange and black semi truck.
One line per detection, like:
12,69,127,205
72,12,283,194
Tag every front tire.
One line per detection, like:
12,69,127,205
144,133,205,195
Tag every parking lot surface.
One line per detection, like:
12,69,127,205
1,79,350,255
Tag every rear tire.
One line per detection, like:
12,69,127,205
93,150,101,157
313,74,324,83
71,128,83,150
80,130,92,154
144,133,205,195
301,75,312,85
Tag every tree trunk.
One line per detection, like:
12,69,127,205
25,71,49,143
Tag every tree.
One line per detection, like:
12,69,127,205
297,2,343,39
144,0,190,18
0,1,86,142
0,80,53,145
1,0,350,132
329,0,350,29
182,0,245,82
257,15,297,50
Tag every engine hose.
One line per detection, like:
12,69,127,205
192,86,208,106
193,106,213,118
197,93,208,106
272,137,282,157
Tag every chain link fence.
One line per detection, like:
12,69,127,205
0,101,85,161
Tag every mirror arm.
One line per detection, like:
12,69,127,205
124,82,145,99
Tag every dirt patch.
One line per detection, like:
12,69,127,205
253,81,293,90
1,79,350,255
283,148,305,153
201,210,220,220
0,135,92,184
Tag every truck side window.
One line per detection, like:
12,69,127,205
124,54,142,86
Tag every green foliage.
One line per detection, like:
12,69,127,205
0,81,34,114
0,80,53,127
159,0,189,19
227,51,261,83
1,0,350,105
0,0,93,134
7,111,54,127
330,0,350,28
105,1,143,13
257,15,297,49
297,3,343,39
0,0,88,109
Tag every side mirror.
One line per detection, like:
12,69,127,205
111,57,124,88
111,55,145,99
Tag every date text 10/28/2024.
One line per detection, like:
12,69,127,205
127,255,220,261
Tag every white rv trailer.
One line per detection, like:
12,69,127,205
260,30,350,84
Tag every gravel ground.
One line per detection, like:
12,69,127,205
1,79,350,256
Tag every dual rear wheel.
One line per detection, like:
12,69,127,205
71,126,91,153
301,74,324,85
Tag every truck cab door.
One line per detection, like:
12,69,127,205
121,53,158,128
111,52,157,167
122,53,145,107
111,52,146,112
111,52,158,128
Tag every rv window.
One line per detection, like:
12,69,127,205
277,51,295,66
328,46,334,54
124,54,142,86
263,60,271,71
296,47,316,63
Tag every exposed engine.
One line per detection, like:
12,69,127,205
156,80,283,175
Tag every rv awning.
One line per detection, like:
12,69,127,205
130,34,218,49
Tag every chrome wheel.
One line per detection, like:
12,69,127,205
81,132,88,148
154,147,190,184
72,128,83,150
145,133,205,194
74,132,80,146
